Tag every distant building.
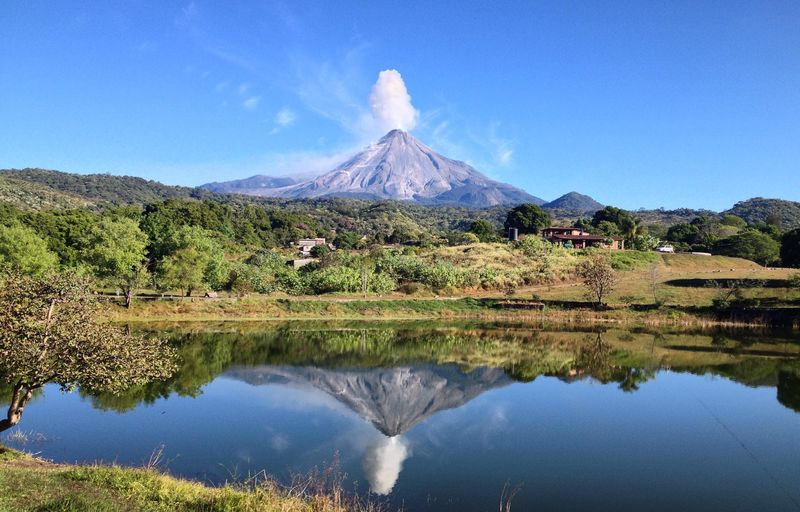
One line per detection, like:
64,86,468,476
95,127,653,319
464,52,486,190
296,238,327,256
541,227,625,250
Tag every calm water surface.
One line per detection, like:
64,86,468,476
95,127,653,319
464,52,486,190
6,322,800,511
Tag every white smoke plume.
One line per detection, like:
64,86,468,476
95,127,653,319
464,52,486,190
361,435,410,495
369,70,419,132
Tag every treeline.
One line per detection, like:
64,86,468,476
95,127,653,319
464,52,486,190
0,198,580,303
2,192,799,304
551,205,800,268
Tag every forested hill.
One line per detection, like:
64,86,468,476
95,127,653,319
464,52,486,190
0,168,212,205
2,168,799,231
725,198,800,230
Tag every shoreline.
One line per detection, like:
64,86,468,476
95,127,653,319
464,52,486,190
103,296,800,329
0,448,365,511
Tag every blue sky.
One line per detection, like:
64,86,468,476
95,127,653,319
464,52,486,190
1,1,798,210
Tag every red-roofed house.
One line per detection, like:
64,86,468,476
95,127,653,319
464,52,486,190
541,227,625,250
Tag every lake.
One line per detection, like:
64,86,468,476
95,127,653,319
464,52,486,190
5,321,800,511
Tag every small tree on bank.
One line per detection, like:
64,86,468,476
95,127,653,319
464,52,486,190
0,271,177,433
577,253,618,307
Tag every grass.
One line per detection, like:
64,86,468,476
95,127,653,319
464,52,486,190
0,448,378,512
104,253,800,327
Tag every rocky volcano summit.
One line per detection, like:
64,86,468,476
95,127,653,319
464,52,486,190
202,130,542,207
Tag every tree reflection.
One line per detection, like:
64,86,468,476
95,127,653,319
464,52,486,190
77,324,800,415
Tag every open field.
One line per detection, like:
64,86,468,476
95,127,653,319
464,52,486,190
531,253,799,306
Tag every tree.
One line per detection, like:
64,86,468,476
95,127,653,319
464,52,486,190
0,223,59,275
781,229,800,267
158,226,228,296
333,231,362,250
591,206,634,233
712,230,780,266
576,253,618,307
720,214,747,230
690,216,722,249
666,223,700,245
310,245,331,258
0,271,176,433
504,203,551,235
469,219,497,243
81,218,149,308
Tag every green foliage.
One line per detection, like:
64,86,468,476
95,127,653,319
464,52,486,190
158,226,229,295
310,245,331,258
726,197,800,230
591,206,641,241
629,234,660,252
22,209,99,266
666,222,699,245
0,270,176,431
468,219,498,242
712,230,781,266
1,168,206,205
720,214,747,229
504,203,550,235
333,231,363,249
577,252,618,306
608,251,658,271
80,218,149,305
781,228,800,267
0,223,59,275
594,220,620,236
787,273,800,289
459,232,481,245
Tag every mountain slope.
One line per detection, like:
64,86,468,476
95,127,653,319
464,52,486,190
542,191,603,212
202,175,299,194
0,175,95,210
1,168,210,205
725,198,800,230
207,130,543,207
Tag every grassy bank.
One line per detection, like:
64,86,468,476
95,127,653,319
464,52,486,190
0,448,371,512
104,254,800,328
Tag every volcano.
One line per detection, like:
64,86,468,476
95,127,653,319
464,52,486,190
202,130,543,207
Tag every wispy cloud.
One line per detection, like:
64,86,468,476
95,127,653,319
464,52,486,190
275,107,296,127
488,122,515,166
242,96,261,110
238,82,251,96
270,107,297,134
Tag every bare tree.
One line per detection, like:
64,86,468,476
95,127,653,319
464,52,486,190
649,263,661,306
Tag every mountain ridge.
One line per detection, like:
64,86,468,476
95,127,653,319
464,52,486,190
542,191,604,212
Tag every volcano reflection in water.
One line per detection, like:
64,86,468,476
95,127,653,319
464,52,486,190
224,364,510,494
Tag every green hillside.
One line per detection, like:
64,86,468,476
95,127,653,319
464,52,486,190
0,175,94,210
0,168,210,205
725,197,800,229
